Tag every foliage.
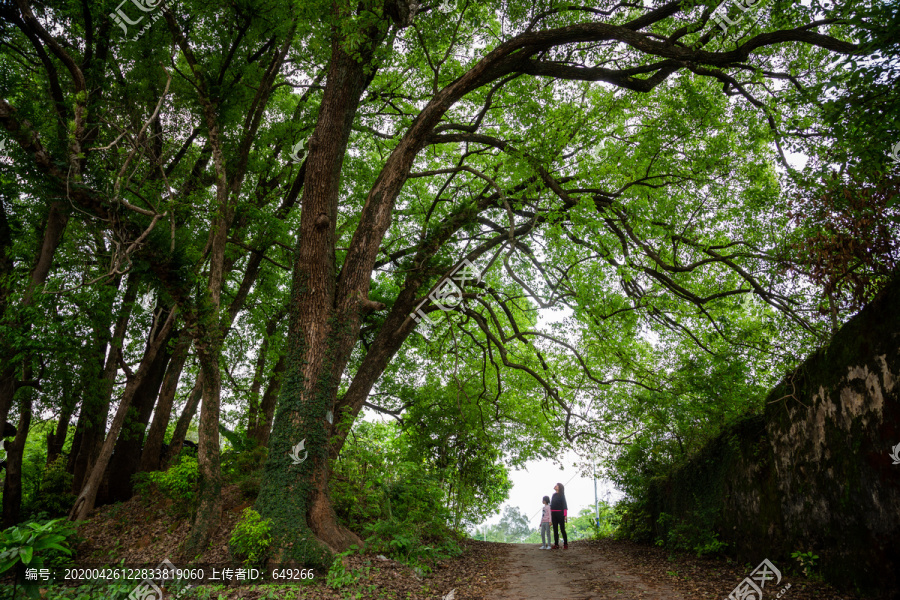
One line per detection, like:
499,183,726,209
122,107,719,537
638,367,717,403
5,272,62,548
496,505,530,542
0,0,890,566
229,508,273,567
133,453,199,515
0,519,76,598
331,421,465,568
568,505,619,541
783,172,899,319
326,548,365,589
221,445,268,499
613,498,654,544
791,550,820,579
24,457,76,519
654,511,728,557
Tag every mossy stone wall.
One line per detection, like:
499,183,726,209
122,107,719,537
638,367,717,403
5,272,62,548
644,275,900,596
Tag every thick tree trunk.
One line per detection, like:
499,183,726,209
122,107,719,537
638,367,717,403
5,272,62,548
254,17,389,565
2,388,32,527
69,309,176,521
140,330,191,472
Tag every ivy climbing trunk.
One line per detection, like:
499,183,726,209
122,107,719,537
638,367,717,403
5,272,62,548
253,12,390,564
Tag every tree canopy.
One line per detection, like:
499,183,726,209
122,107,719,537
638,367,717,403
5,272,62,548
0,0,896,565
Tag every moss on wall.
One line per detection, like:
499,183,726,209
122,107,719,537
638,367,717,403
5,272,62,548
642,274,900,597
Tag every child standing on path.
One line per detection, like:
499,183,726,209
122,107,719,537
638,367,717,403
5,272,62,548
539,496,552,549
550,482,568,549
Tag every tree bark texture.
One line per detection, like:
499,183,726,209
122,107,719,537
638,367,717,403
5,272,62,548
254,17,389,564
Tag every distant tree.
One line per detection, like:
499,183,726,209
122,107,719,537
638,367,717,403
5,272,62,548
498,505,531,542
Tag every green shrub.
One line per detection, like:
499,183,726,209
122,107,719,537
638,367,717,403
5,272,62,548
614,498,653,542
222,446,267,499
25,457,76,519
0,519,76,598
654,510,727,556
791,550,820,579
229,508,272,566
133,453,198,516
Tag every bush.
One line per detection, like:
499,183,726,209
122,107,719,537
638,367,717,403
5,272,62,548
614,498,653,542
222,445,267,499
330,421,467,571
229,508,272,566
654,510,727,556
25,457,76,519
133,452,198,516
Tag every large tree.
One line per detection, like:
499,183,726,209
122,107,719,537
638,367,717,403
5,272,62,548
1,0,882,565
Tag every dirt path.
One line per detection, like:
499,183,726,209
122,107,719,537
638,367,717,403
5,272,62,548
487,541,686,600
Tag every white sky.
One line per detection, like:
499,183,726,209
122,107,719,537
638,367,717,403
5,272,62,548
473,448,624,533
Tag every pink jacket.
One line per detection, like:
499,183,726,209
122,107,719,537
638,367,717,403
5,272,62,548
541,505,551,523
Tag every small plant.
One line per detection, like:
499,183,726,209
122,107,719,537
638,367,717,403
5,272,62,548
326,548,364,589
0,519,76,598
791,550,819,577
654,510,727,557
229,508,272,566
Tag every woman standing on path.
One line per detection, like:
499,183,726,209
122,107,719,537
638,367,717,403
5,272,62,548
550,482,568,549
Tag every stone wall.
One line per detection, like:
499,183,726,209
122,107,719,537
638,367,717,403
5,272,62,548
645,275,900,596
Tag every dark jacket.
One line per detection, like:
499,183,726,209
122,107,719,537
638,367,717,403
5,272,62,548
550,492,567,520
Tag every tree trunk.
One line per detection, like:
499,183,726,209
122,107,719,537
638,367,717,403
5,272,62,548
167,375,202,462
71,276,138,492
181,341,224,557
140,330,191,472
254,17,389,565
105,312,175,502
0,201,69,433
46,401,74,465
246,307,285,443
246,340,268,439
2,387,32,527
69,309,176,521
0,199,14,435
66,328,110,477
249,353,285,449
